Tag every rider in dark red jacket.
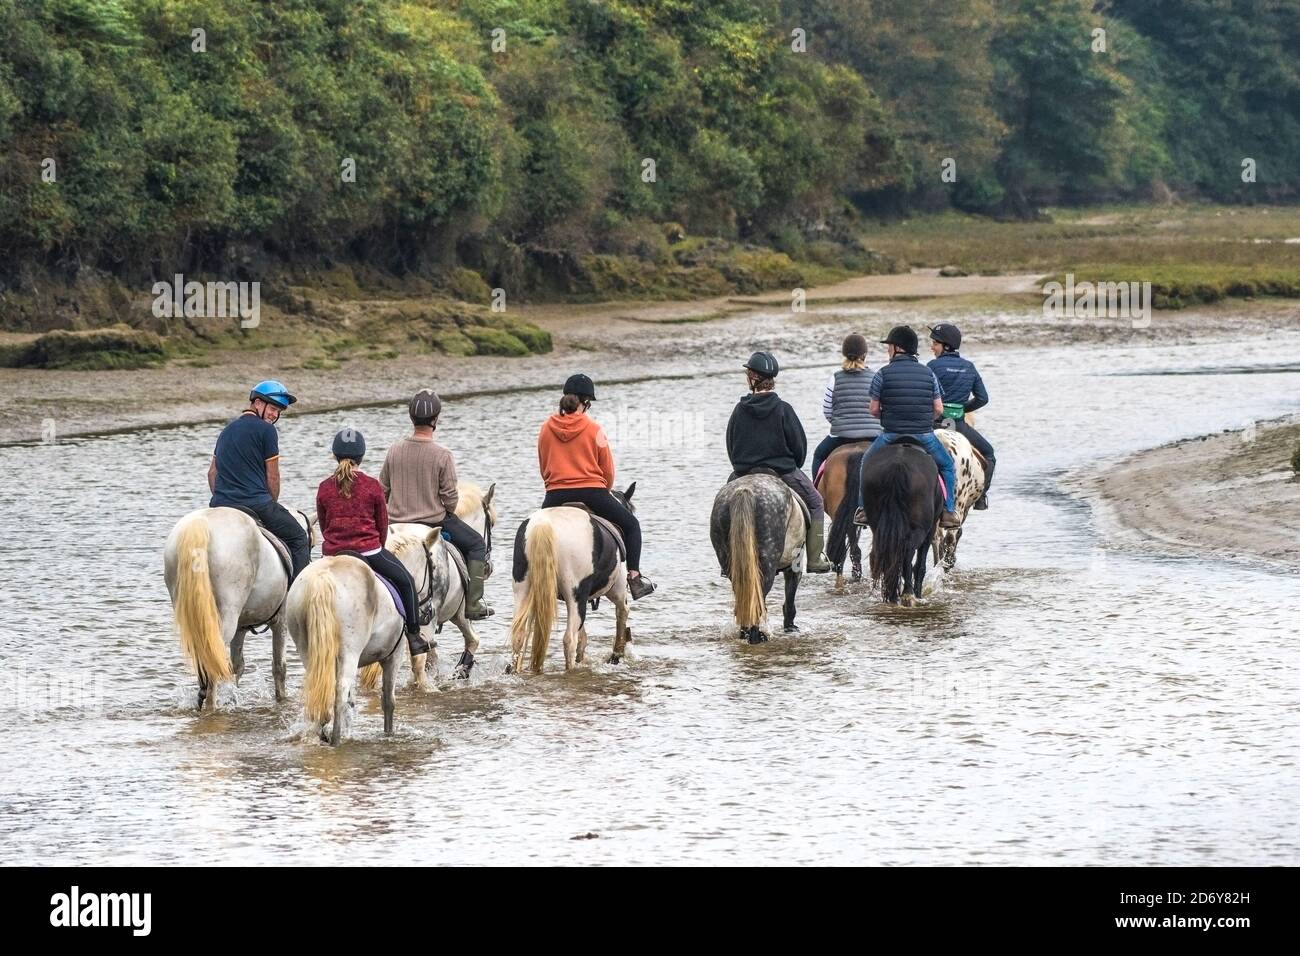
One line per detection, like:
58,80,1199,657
316,429,427,654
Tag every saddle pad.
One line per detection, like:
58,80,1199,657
259,527,293,579
590,514,626,562
376,574,404,617
444,537,470,593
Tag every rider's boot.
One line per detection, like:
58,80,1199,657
465,559,494,620
806,522,832,573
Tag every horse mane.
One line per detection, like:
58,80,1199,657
456,481,496,526
389,530,426,557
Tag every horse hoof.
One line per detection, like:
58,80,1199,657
607,654,621,665
745,628,768,645
453,652,474,679
504,663,514,675
784,624,800,634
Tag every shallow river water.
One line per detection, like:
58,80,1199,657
1,331,1298,865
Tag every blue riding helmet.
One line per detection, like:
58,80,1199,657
250,380,297,409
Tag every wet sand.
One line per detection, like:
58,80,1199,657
1077,417,1300,569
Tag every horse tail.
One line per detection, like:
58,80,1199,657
728,487,765,629
868,455,914,603
357,662,380,692
511,518,557,674
172,514,231,684
826,453,862,568
302,571,341,724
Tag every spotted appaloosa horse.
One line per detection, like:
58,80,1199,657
710,474,807,643
933,428,985,570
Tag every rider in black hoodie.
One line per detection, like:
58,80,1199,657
725,351,832,573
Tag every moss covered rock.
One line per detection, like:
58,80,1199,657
462,325,529,356
2,326,165,370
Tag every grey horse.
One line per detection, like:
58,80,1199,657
710,474,807,644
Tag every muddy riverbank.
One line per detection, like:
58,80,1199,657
3,270,1298,445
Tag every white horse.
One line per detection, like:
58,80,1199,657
358,481,497,691
287,525,440,745
933,428,986,570
508,486,637,674
163,506,314,709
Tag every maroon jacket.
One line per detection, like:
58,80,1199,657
316,471,389,555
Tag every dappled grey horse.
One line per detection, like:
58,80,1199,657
710,474,807,644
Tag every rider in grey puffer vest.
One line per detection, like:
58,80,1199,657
811,333,882,482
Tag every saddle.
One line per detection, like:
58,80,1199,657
556,502,627,561
223,504,293,579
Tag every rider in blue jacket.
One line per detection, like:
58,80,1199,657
928,324,995,510
852,327,960,529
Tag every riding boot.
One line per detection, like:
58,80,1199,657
973,458,994,510
806,522,832,573
465,559,494,620
940,510,962,528
628,573,656,600
406,623,431,656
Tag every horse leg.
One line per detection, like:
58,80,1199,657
850,528,863,581
230,628,247,684
609,595,630,664
782,569,800,633
330,648,355,747
561,596,580,671
381,651,398,735
451,610,479,680
577,624,588,664
270,617,288,701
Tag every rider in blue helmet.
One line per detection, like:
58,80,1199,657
928,324,995,510
207,380,311,580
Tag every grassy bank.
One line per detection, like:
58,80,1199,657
860,204,1300,307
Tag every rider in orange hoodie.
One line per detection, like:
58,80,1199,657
537,373,656,600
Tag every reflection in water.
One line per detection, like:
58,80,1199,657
1,335,1299,864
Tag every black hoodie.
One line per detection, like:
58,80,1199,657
726,390,808,475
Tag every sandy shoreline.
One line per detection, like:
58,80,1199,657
1075,417,1300,570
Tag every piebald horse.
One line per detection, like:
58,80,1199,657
286,525,441,745
816,441,872,587
828,440,938,605
508,485,637,674
163,506,315,709
358,481,498,691
710,474,807,643
933,428,985,570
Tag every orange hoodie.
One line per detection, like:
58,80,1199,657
538,410,615,490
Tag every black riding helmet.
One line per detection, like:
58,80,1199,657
563,373,596,401
332,427,366,462
929,323,962,350
841,333,869,359
743,350,780,377
409,388,441,424
880,325,919,355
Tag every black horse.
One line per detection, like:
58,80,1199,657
828,440,940,604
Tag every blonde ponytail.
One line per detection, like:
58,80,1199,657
334,458,359,498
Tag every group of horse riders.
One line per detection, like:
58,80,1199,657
205,323,993,633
